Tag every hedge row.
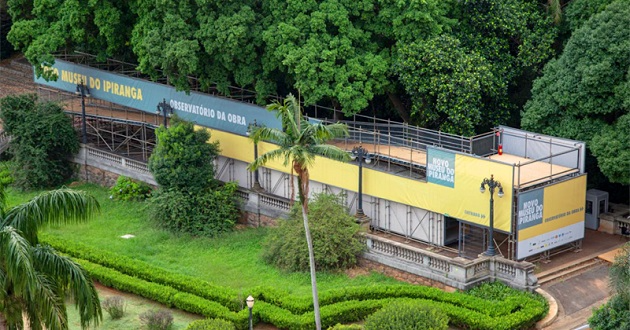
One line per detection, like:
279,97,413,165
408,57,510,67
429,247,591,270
41,234,242,310
77,258,250,329
42,235,547,330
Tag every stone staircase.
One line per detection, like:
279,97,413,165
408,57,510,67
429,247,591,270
536,255,605,286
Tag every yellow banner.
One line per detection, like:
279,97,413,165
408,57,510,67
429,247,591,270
205,128,515,232
518,175,587,240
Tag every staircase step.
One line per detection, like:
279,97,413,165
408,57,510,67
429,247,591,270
538,258,602,285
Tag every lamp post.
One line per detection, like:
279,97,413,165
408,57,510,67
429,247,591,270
351,145,371,217
156,98,173,127
75,79,90,144
479,174,504,257
246,120,263,191
246,295,254,330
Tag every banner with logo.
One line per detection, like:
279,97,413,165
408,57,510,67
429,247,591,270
516,175,587,259
34,60,281,136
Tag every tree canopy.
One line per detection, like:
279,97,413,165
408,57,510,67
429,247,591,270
522,0,629,184
6,0,554,134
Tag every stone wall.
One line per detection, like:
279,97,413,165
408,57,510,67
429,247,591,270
75,164,120,188
359,258,456,292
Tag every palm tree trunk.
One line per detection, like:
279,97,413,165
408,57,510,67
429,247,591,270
295,164,321,330
300,203,321,330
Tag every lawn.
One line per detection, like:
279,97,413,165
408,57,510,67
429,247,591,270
7,182,401,297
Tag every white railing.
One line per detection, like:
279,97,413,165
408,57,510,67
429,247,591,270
365,233,538,291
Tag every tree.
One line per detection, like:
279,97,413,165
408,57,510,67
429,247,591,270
147,116,238,237
248,94,350,330
522,0,630,185
0,94,79,190
0,185,101,329
148,116,220,192
394,35,502,135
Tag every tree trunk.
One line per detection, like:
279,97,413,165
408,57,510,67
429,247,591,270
294,165,321,330
387,92,410,123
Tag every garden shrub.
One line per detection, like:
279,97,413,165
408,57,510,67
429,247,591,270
102,296,126,320
589,295,630,330
363,300,449,330
0,94,79,189
110,176,152,201
147,116,238,237
148,182,239,237
140,309,174,330
262,192,365,271
186,318,236,330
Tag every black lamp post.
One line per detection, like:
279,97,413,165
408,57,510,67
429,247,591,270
246,120,263,191
75,79,90,144
351,145,371,217
246,295,254,330
156,98,173,127
479,174,504,257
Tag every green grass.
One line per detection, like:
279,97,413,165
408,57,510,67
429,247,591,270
8,183,401,297
66,287,203,330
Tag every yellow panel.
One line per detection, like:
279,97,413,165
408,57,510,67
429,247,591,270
204,128,515,232
518,175,587,240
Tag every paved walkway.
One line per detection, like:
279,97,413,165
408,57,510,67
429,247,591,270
535,230,628,330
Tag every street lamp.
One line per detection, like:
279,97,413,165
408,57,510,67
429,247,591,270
350,145,371,218
156,98,173,128
246,120,263,191
246,295,254,330
479,174,504,257
75,79,90,144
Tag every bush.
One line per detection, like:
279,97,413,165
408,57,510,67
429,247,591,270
262,192,365,271
364,301,449,330
148,182,239,237
102,296,126,320
140,309,174,330
186,318,236,330
110,176,152,201
589,295,630,330
0,94,79,189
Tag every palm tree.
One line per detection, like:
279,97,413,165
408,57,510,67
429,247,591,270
0,185,102,330
248,94,350,330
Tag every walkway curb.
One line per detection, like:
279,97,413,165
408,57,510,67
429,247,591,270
535,288,558,329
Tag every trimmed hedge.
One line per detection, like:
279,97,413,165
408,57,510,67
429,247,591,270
42,235,547,330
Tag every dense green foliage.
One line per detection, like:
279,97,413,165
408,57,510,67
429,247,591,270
148,116,238,236
148,183,239,237
263,193,364,272
148,116,219,192
589,294,630,330
522,0,630,185
0,94,79,189
109,175,152,201
0,183,101,329
395,36,499,135
6,0,555,132
186,318,236,330
364,301,449,330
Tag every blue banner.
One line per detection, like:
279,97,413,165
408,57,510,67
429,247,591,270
34,60,281,135
427,147,455,188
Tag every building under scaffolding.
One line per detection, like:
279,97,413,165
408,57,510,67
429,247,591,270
34,52,587,262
